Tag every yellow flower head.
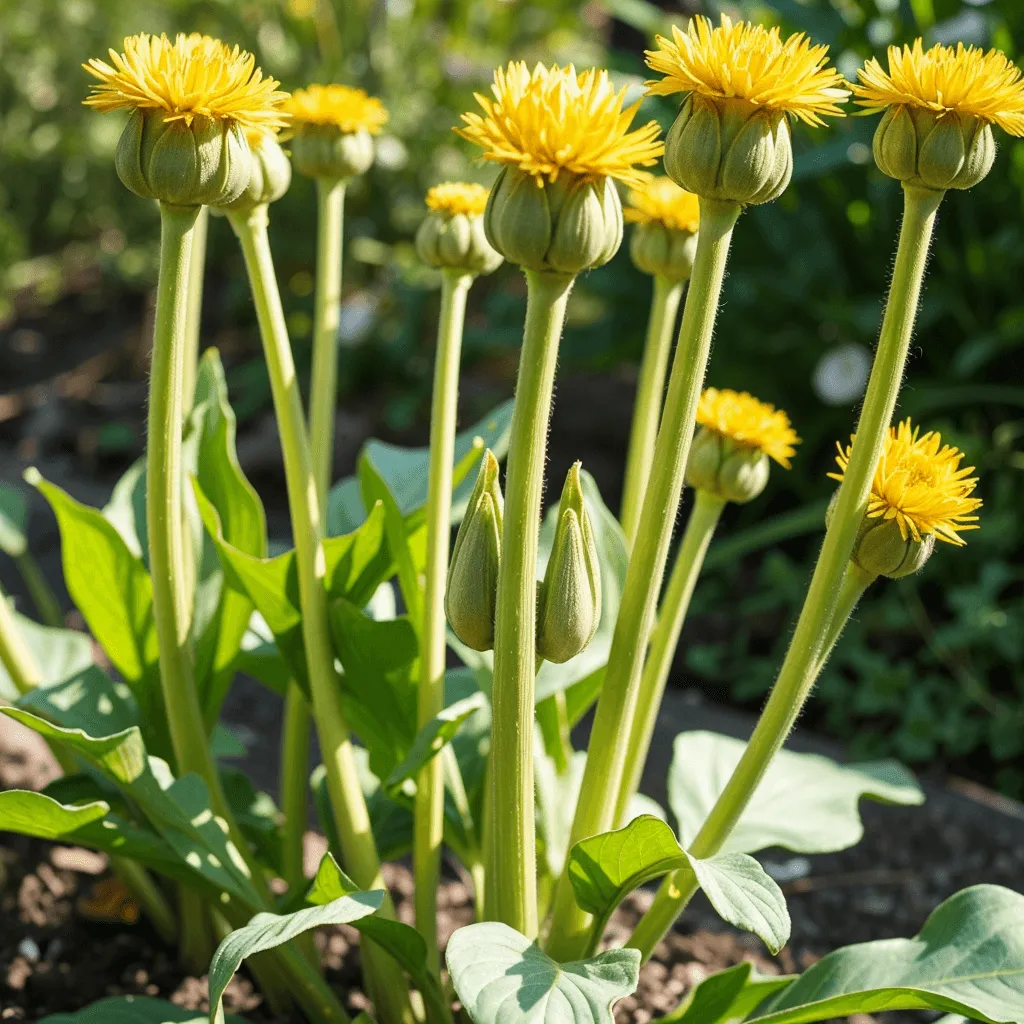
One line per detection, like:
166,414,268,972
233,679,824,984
697,388,799,468
83,33,287,135
645,14,849,127
425,182,490,217
283,84,389,134
852,39,1024,135
829,419,982,546
624,176,700,233
457,62,664,187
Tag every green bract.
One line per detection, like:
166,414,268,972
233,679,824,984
416,209,503,275
629,220,698,281
291,123,375,181
685,425,771,504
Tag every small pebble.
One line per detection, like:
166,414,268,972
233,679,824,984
16,937,41,962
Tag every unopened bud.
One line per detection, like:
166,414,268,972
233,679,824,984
686,426,770,504
825,493,935,579
291,124,375,182
664,96,792,206
873,106,995,192
537,463,601,664
485,168,623,275
416,184,503,275
630,221,698,281
446,451,503,651
115,109,250,207
221,133,292,213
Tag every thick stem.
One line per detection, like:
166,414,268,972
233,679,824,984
181,205,209,409
627,185,942,961
620,275,685,548
614,490,725,826
228,206,413,1024
309,178,347,513
545,198,740,962
488,269,573,938
280,680,312,892
414,269,473,970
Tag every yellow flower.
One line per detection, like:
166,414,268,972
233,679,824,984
645,15,849,127
83,33,288,135
457,62,663,187
829,419,982,546
425,182,490,217
283,84,388,134
853,40,1024,135
696,388,799,468
624,176,700,233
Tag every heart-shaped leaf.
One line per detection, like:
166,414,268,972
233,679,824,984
447,921,640,1024
660,961,794,1024
567,816,789,954
41,995,246,1023
668,731,923,855
747,885,1024,1024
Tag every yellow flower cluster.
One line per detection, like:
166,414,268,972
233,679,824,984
644,15,849,126
624,177,700,234
283,84,389,134
83,33,287,135
830,420,982,545
457,62,663,187
425,182,490,217
696,388,799,468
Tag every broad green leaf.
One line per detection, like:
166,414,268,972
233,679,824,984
327,475,367,537
668,731,924,855
0,610,93,700
748,885,1024,1024
567,816,789,954
446,921,640,1024
29,473,162,725
234,616,290,696
102,457,147,558
0,790,109,838
384,691,488,797
41,995,245,1023
307,853,450,1023
660,962,794,1024
221,766,283,872
0,480,29,556
207,890,385,1021
325,502,393,610
19,665,138,738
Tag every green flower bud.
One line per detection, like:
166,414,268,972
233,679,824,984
685,426,770,504
290,123,374,182
484,168,623,275
115,109,251,207
664,95,793,206
629,221,698,281
221,134,292,213
825,493,935,580
446,450,503,652
537,463,602,664
872,106,995,192
416,211,503,275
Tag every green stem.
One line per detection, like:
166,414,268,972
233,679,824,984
613,489,725,826
228,205,413,1024
110,856,177,946
15,552,62,628
415,269,473,971
620,275,685,548
0,587,43,692
536,688,572,775
489,269,573,938
545,197,740,962
280,680,312,892
310,178,347,513
626,184,942,961
181,205,209,410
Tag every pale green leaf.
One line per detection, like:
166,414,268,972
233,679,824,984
41,995,246,1023
19,665,138,738
660,961,793,1024
446,921,640,1024
0,610,93,701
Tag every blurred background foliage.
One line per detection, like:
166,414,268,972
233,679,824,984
0,0,1022,795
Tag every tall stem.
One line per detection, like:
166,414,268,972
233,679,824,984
415,269,473,969
545,198,740,962
0,587,43,692
228,206,413,1024
280,680,312,892
489,269,573,938
181,205,209,409
614,489,724,826
620,275,685,547
627,185,942,960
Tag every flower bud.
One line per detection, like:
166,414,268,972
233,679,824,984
416,211,502,276
872,106,995,192
484,168,623,276
664,95,793,206
826,493,935,580
221,133,292,213
290,123,375,182
629,221,698,281
537,463,602,664
115,109,251,207
446,450,503,651
686,426,770,504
